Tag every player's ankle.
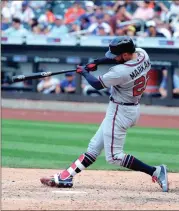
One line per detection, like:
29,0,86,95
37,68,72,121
121,154,156,176
62,152,96,178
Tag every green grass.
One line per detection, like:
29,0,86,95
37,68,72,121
2,119,179,172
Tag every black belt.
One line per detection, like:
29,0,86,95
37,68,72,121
109,96,138,106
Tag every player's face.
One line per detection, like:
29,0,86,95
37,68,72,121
122,53,133,61
115,53,132,62
114,55,124,63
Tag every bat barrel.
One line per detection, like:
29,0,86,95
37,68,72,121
11,75,27,83
11,69,76,83
11,72,50,83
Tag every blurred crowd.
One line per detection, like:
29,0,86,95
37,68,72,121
37,72,77,94
1,0,179,38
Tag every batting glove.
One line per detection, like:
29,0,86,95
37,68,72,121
85,63,97,72
76,65,86,74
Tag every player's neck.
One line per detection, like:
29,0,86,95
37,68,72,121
131,53,138,61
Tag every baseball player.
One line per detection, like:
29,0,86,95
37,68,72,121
40,37,169,192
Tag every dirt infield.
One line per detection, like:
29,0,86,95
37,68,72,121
2,168,179,210
2,108,179,128
2,107,179,210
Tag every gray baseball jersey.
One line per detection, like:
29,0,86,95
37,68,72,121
98,48,151,104
87,47,151,166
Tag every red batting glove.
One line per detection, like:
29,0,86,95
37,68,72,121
76,65,85,74
85,63,97,72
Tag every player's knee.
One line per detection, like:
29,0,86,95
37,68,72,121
106,151,126,165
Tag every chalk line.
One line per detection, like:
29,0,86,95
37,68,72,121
52,190,87,194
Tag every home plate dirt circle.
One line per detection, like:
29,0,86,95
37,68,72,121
2,168,179,210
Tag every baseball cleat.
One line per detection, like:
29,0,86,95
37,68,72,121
40,173,73,188
152,164,169,192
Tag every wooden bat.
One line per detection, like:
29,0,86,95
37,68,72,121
11,69,76,83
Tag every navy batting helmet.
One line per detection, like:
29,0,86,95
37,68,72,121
105,36,136,59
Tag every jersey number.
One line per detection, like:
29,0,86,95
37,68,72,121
133,72,150,96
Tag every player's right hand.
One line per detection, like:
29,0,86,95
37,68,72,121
85,63,97,72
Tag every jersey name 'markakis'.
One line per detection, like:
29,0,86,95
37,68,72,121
130,60,151,80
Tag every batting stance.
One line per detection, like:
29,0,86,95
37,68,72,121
40,37,169,192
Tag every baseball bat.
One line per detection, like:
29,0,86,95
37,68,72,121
11,69,76,83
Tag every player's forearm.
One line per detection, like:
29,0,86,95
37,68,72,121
94,57,120,65
85,57,121,72
81,71,104,90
